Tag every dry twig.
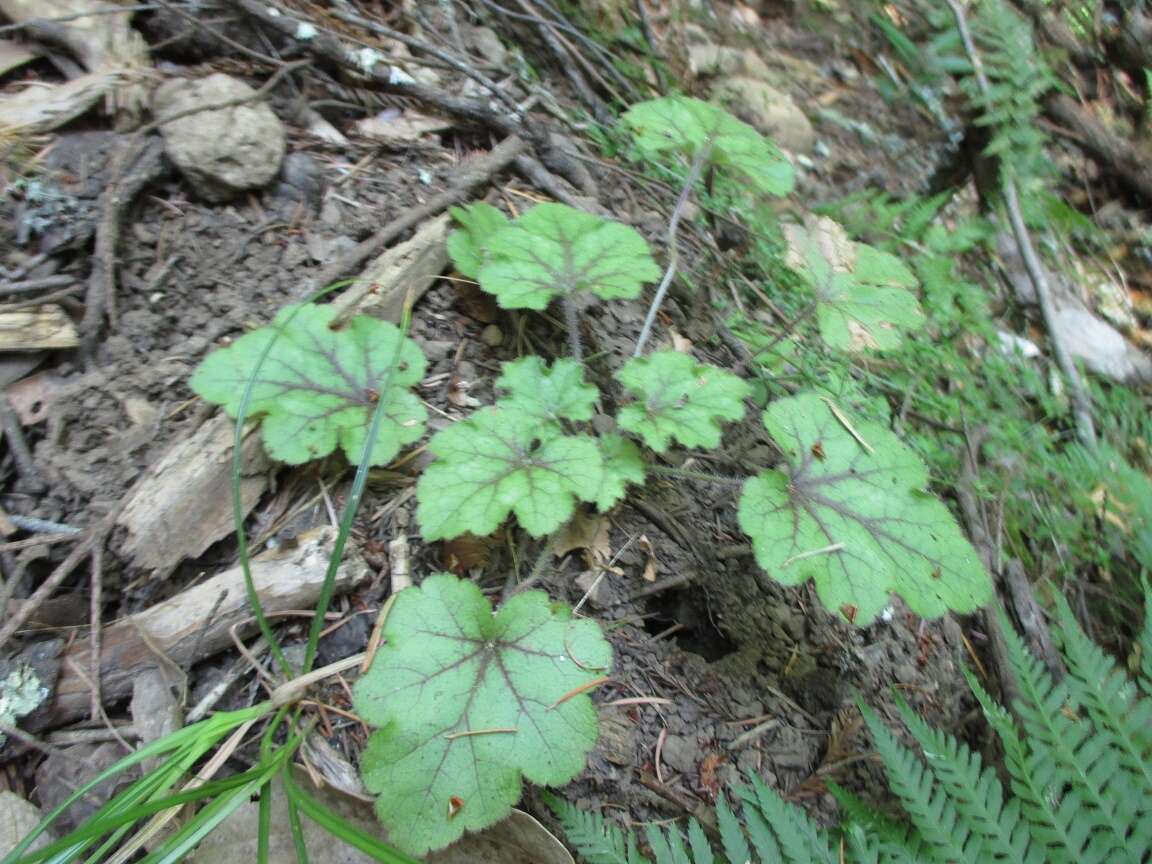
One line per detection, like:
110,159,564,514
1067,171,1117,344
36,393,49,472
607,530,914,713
947,0,1096,448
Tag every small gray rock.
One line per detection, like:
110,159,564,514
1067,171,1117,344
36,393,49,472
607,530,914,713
710,76,815,154
273,151,322,206
466,25,507,66
1051,305,1152,384
480,324,503,347
660,734,699,774
153,73,286,202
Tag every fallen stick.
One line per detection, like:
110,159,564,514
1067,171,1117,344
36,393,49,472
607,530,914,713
302,135,526,297
229,0,596,195
29,529,369,730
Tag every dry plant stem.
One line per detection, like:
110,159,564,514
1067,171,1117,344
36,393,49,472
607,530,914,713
633,141,714,357
89,543,104,723
0,274,74,295
328,7,521,115
0,395,45,492
562,296,584,362
512,0,614,115
513,154,586,209
0,4,161,35
269,653,365,707
632,0,668,90
946,0,1096,448
473,0,636,99
1045,93,1152,206
302,135,527,296
80,137,166,360
231,0,595,194
0,284,83,313
153,0,288,66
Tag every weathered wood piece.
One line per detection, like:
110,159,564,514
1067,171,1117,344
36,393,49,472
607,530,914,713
0,306,78,350
32,529,369,730
115,414,270,577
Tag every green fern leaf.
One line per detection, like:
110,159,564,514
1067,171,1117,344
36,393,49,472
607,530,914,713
644,825,692,864
862,704,973,863
893,695,1038,862
999,609,1137,861
1050,596,1152,855
686,821,714,864
545,793,651,864
742,777,838,864
1140,579,1152,696
963,667,1086,863
715,794,751,864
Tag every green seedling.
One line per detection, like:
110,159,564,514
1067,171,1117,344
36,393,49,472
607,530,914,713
738,394,991,625
621,95,795,196
615,350,750,453
190,303,427,466
416,405,605,540
474,202,660,310
783,216,925,352
445,201,509,279
353,573,611,855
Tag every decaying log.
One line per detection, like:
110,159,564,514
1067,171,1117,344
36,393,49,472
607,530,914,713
31,529,369,730
330,213,449,325
115,413,271,578
1046,93,1152,206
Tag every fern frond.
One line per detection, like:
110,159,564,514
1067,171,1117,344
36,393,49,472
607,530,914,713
1051,595,1152,855
715,793,751,864
964,666,1087,864
999,609,1137,862
644,824,691,864
862,705,971,863
893,694,1038,862
685,821,714,864
741,777,838,864
546,793,651,864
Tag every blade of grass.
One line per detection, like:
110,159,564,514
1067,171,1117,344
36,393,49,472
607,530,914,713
258,779,273,864
3,705,269,864
229,282,354,680
281,770,421,864
300,284,419,674
284,778,310,864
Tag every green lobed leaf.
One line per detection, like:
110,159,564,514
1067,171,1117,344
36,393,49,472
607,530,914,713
593,433,646,511
495,356,599,424
353,574,612,855
447,202,509,279
478,203,660,310
616,351,750,453
416,406,604,540
784,216,924,352
737,393,991,625
621,95,795,196
190,303,426,466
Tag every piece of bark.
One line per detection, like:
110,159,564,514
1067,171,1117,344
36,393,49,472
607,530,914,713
1046,93,1152,206
115,414,271,577
31,529,369,730
330,213,449,326
0,306,78,350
